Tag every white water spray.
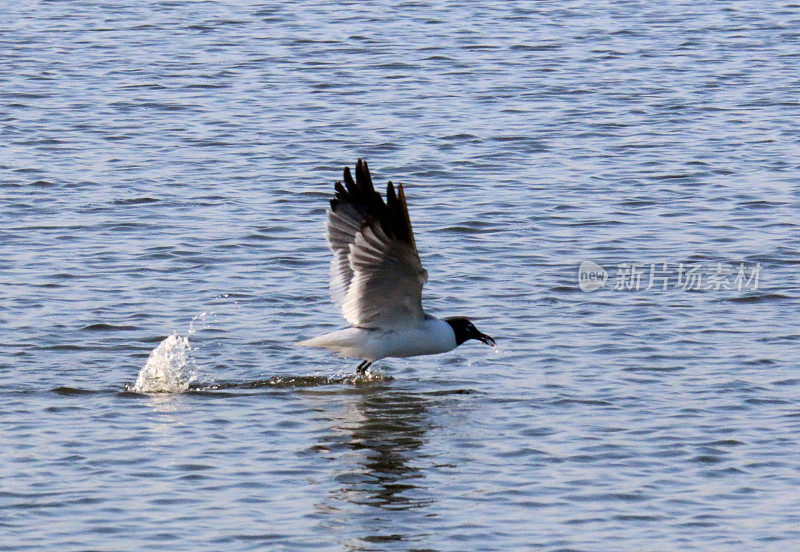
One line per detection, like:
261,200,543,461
131,333,194,393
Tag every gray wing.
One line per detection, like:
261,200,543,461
326,159,428,328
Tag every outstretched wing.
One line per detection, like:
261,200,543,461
326,159,428,328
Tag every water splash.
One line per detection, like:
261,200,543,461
131,334,195,393
188,311,210,334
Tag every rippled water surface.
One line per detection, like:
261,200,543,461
3,1,800,550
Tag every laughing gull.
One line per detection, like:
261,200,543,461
299,159,495,374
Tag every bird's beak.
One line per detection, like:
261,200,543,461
477,332,496,347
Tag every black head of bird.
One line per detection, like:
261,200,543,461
444,317,496,347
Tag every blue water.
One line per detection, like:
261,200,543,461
2,1,800,550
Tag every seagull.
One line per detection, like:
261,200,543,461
298,159,495,374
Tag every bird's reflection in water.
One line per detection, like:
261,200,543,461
312,380,436,549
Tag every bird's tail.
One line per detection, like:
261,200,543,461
296,328,362,358
296,335,333,349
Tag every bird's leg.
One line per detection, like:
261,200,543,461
356,360,373,375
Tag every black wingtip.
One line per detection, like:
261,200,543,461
329,160,418,251
343,166,357,195
354,159,374,192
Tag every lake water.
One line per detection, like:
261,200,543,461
2,1,800,550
